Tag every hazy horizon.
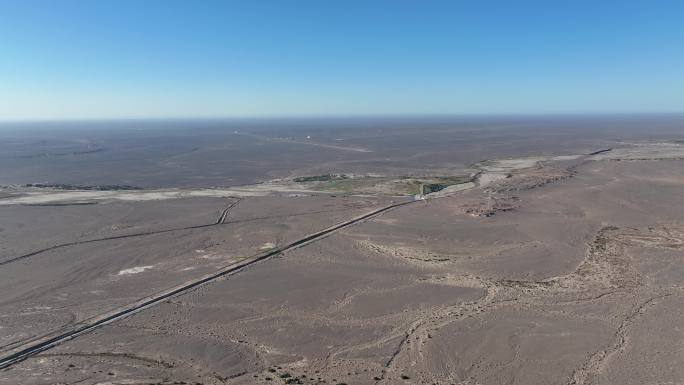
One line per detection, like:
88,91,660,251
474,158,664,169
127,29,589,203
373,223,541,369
2,111,684,125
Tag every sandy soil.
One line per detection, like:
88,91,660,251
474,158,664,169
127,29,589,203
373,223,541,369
0,195,394,359
1,125,684,384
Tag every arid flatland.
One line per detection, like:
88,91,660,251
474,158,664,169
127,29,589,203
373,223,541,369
1,116,684,385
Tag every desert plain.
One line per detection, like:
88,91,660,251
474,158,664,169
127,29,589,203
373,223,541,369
0,116,683,385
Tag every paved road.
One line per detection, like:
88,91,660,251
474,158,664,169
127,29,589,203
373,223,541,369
0,198,413,369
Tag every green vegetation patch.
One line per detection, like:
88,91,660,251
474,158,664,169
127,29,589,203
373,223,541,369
422,183,450,194
420,176,472,194
293,174,349,183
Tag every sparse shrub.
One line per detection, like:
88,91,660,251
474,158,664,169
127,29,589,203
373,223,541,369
293,174,348,183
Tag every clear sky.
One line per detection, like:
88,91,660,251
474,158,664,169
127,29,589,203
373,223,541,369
1,0,683,120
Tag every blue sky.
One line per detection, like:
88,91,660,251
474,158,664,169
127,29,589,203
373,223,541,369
1,0,683,119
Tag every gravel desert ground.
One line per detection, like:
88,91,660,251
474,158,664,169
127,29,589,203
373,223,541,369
1,116,684,385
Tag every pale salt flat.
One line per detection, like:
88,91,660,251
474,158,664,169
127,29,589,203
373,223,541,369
117,266,155,275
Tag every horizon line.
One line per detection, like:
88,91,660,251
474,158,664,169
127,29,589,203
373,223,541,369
2,111,684,124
